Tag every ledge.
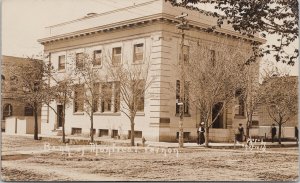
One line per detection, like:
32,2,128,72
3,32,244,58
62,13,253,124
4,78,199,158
136,112,145,116
93,112,121,116
175,113,191,117
234,115,246,119
73,112,84,115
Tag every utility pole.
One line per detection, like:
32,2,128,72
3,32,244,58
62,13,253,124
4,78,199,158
175,13,189,148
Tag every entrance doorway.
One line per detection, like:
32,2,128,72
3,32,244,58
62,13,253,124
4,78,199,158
57,105,63,128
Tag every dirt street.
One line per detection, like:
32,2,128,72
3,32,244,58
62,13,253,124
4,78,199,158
1,134,298,181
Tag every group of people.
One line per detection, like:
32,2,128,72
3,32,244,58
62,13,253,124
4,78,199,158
197,122,299,145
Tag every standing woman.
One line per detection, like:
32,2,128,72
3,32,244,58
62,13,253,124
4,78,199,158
199,122,205,145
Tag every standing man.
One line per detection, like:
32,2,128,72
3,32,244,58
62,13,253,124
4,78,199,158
198,122,205,145
271,123,277,143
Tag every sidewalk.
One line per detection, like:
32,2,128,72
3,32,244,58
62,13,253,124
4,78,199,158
3,133,298,149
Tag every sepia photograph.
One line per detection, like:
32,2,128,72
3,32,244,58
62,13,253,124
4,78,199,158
1,0,299,181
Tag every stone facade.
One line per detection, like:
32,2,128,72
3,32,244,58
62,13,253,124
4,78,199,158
38,0,268,142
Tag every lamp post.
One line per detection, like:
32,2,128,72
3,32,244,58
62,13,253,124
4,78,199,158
176,13,189,148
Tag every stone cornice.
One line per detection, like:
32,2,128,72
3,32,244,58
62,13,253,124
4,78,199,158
38,13,266,45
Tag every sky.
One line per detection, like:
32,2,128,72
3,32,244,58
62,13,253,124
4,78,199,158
2,0,299,76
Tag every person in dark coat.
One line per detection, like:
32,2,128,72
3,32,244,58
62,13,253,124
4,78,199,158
237,123,244,142
198,122,205,145
271,124,277,143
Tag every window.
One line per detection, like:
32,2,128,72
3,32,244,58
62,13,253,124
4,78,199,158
58,55,66,70
10,76,17,91
76,53,84,69
74,85,84,112
184,81,190,114
101,82,112,112
99,129,109,137
112,130,118,138
93,83,100,112
112,47,122,65
133,43,144,63
71,128,82,135
3,104,12,118
235,89,245,116
93,50,102,66
114,82,120,112
175,80,189,115
128,130,142,138
24,104,33,116
179,45,189,64
210,50,216,67
136,80,145,112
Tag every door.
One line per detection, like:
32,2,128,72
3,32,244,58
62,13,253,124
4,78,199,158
57,105,63,128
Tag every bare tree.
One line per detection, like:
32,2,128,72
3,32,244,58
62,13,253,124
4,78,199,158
261,74,298,144
185,39,249,147
105,56,153,146
70,52,105,143
8,56,49,140
47,72,74,143
237,62,262,138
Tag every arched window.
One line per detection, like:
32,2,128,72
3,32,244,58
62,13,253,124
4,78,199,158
3,104,13,119
24,104,33,116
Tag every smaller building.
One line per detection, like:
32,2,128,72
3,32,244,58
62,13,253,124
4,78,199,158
1,55,41,134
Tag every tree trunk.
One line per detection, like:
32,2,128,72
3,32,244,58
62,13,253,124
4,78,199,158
179,112,184,148
62,102,66,143
90,112,94,143
33,104,39,140
278,122,282,145
130,116,135,146
246,116,251,139
205,124,209,147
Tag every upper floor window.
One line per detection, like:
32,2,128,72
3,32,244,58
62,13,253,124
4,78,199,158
74,84,84,112
136,80,145,112
10,76,18,91
183,45,189,64
133,43,144,63
114,81,120,112
58,55,66,71
101,82,112,112
112,47,122,65
93,50,102,66
93,83,100,112
235,89,245,116
210,50,216,67
76,53,84,69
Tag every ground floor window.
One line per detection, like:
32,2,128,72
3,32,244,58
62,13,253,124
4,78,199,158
111,130,118,138
71,128,82,135
128,130,142,138
99,129,109,137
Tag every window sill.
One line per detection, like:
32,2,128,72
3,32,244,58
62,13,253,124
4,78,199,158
234,115,246,119
93,65,102,69
73,112,84,115
57,69,66,73
132,61,143,65
136,112,145,116
175,113,191,117
94,112,121,116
